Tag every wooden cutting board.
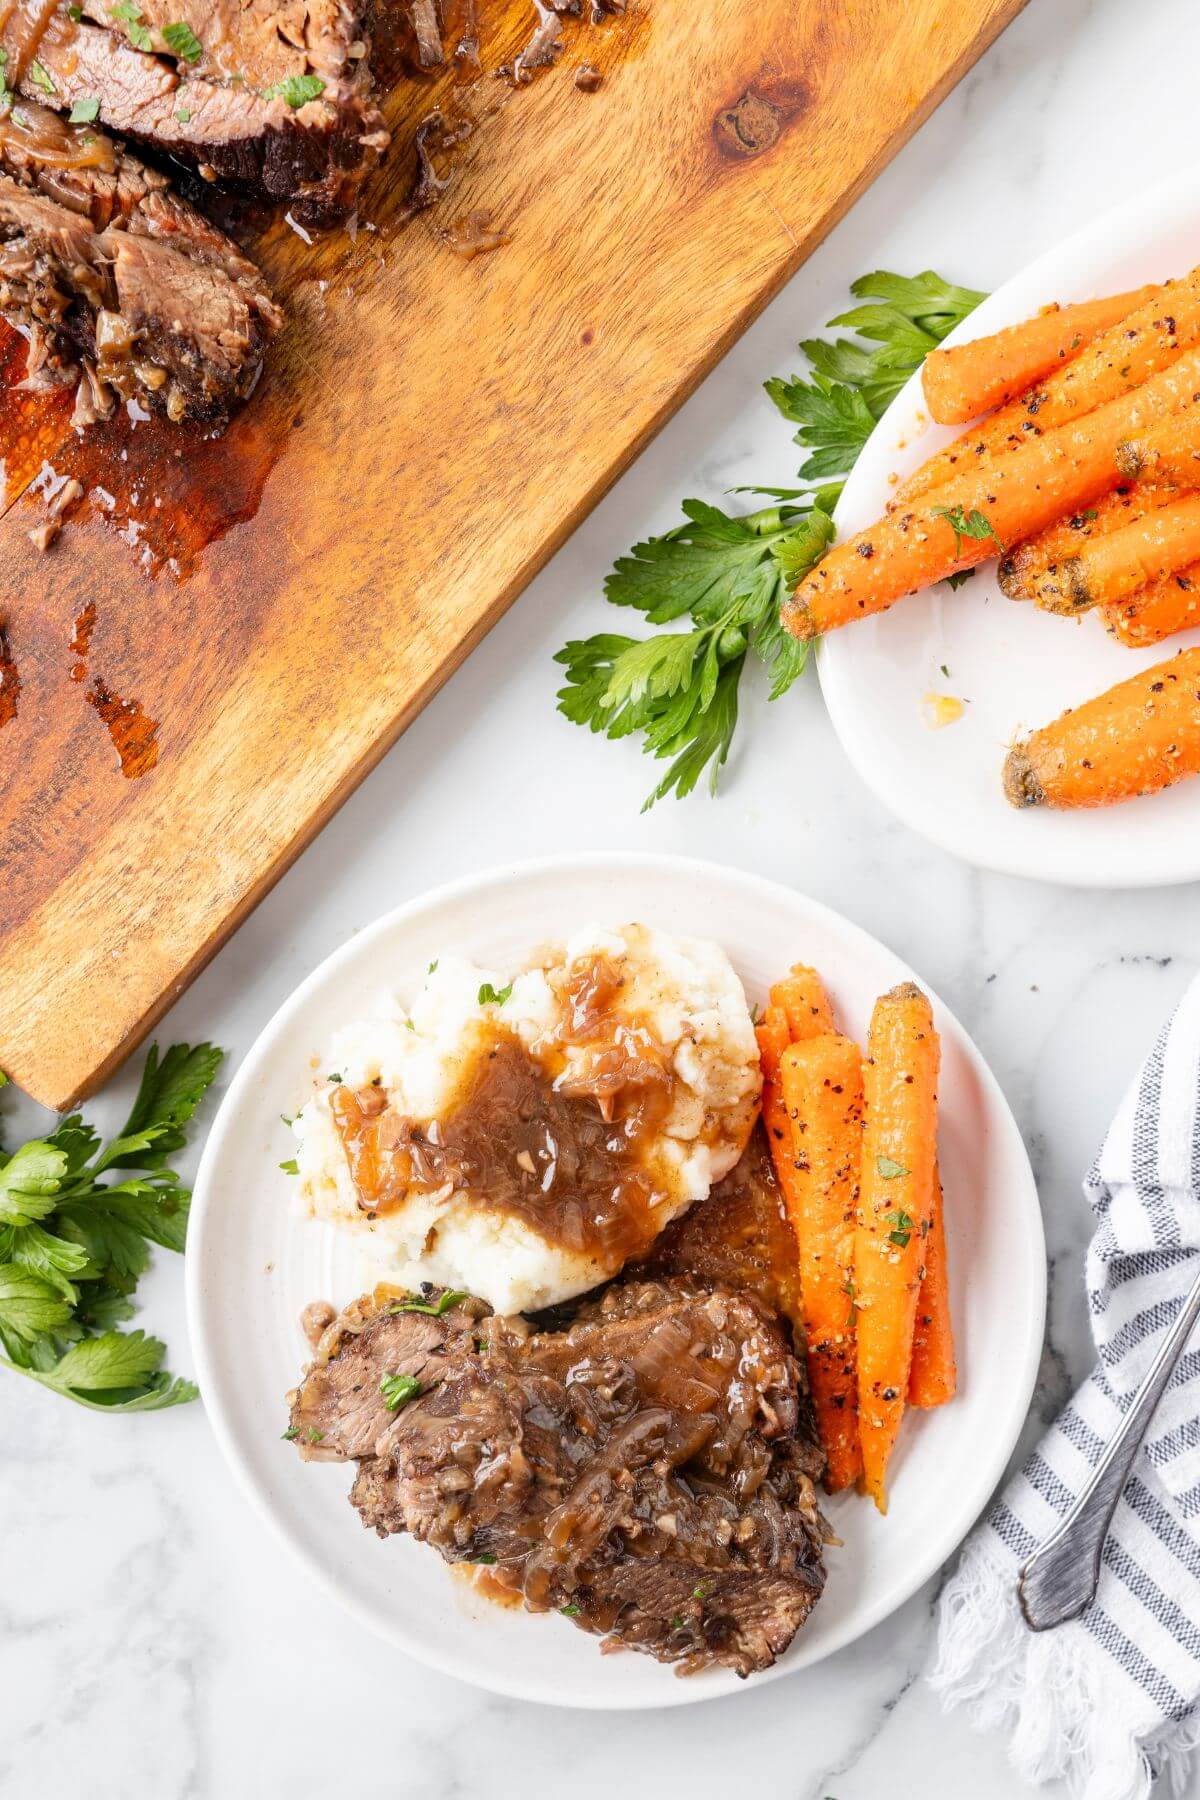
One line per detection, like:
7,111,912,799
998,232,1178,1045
0,0,1027,1109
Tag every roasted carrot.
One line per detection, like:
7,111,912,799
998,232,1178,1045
908,1162,956,1408
1102,565,1200,646
779,1035,864,1492
853,982,940,1513
1003,646,1200,809
1116,411,1200,488
998,484,1175,601
770,965,835,1042
1029,493,1200,615
757,985,832,1218
783,344,1200,642
755,1004,792,1083
921,287,1159,426
895,276,1200,508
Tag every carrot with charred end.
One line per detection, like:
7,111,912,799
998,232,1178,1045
894,275,1200,508
921,287,1160,426
779,1035,864,1492
1115,411,1200,488
782,345,1200,642
1101,565,1200,646
769,965,834,1043
998,484,1175,601
908,1162,956,1408
853,982,940,1513
1004,646,1200,810
1029,493,1200,616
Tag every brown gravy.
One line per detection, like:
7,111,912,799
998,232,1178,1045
331,960,681,1264
0,101,115,171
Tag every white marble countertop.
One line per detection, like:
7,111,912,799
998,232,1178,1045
7,0,1200,1793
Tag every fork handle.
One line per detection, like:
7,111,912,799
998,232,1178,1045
1018,1264,1200,1632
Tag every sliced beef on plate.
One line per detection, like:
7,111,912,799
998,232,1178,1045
15,3,388,225
290,1276,830,1678
0,103,281,422
286,1285,490,1460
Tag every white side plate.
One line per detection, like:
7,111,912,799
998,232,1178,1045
187,853,1045,1708
820,173,1200,887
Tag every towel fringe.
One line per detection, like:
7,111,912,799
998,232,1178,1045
929,1534,1200,1799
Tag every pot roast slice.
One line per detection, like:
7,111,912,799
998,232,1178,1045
14,4,388,226
286,1285,490,1460
0,103,280,423
289,1277,829,1678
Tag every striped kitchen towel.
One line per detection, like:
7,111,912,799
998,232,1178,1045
931,972,1200,1800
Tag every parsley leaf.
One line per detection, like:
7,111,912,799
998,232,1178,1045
380,1371,424,1410
264,72,325,107
0,1142,68,1225
931,504,1004,560
886,1208,916,1249
109,0,152,48
477,981,513,1007
68,96,100,123
555,499,835,806
553,269,985,805
390,1289,468,1317
0,1040,221,1412
876,1155,910,1180
28,60,53,93
162,19,202,60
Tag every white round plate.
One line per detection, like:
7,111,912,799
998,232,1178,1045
188,853,1044,1708
820,172,1200,887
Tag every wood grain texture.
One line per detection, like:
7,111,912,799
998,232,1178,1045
0,0,1028,1108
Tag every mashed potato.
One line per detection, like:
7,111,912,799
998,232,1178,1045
293,924,760,1313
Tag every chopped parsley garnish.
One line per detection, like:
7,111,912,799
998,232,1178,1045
390,1289,468,1317
876,1154,910,1181
670,1614,685,1631
306,1427,324,1443
175,106,191,121
68,96,100,122
554,270,985,806
379,1371,423,1410
886,1208,916,1249
109,0,152,48
67,3,83,16
477,981,513,1007
472,1552,497,1564
939,664,950,678
281,1425,299,1440
278,1157,299,1175
842,1277,859,1326
29,61,53,93
264,72,325,107
693,1583,712,1601
327,1072,342,1084
163,19,202,60
942,567,976,592
931,503,1004,560
560,1602,581,1616
428,959,438,974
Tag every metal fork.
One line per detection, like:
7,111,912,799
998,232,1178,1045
1018,1265,1200,1632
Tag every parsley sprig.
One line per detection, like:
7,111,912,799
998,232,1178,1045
554,270,985,806
0,1042,222,1412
